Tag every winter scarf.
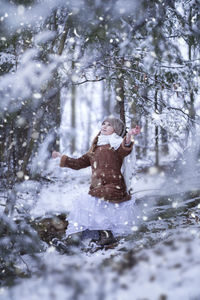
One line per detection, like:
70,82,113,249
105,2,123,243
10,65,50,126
97,133,123,150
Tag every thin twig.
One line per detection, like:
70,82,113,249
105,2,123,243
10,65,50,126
158,65,185,69
72,77,106,85
19,255,31,275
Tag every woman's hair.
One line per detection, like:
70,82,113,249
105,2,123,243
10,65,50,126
87,131,100,155
103,115,125,137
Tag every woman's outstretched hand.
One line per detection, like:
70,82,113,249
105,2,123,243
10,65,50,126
52,151,61,159
126,125,141,144
128,125,141,136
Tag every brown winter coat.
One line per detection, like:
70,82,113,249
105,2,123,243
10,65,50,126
60,137,133,203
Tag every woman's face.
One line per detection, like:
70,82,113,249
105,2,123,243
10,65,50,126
101,121,115,135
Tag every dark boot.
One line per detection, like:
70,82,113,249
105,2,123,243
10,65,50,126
95,230,117,246
52,238,69,254
52,232,83,254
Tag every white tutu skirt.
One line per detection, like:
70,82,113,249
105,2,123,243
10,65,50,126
66,194,136,237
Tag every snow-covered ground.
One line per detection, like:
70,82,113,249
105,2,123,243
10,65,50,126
1,157,200,300
1,217,200,300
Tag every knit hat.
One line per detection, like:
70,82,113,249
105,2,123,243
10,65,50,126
103,115,125,137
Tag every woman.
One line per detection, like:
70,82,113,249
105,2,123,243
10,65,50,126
52,115,140,247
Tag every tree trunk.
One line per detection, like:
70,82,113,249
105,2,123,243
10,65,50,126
155,87,159,167
160,93,169,155
102,79,111,116
71,81,76,154
143,118,148,158
187,7,196,140
86,94,92,151
115,77,125,124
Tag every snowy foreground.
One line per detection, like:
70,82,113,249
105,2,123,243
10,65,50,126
1,159,200,300
2,229,200,300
